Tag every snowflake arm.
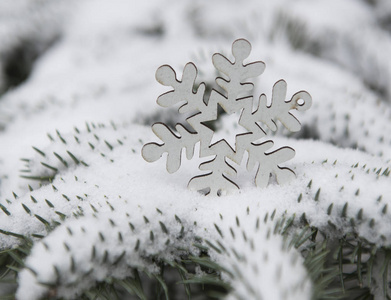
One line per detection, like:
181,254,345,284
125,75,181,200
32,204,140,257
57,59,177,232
141,123,199,173
142,62,209,173
246,142,296,188
188,141,238,196
156,63,206,114
254,80,312,132
212,39,265,110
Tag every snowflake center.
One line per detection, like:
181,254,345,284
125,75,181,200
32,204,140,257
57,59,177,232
210,110,247,151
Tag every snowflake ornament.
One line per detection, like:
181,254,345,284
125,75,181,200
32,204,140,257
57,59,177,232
142,39,312,196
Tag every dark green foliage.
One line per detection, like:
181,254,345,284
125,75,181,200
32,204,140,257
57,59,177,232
2,214,391,299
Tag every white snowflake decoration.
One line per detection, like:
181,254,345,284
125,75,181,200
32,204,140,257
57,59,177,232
142,39,312,195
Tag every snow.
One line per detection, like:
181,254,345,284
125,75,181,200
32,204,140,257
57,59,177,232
2,124,390,299
0,0,391,299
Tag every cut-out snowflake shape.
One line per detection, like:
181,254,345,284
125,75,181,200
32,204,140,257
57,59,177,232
142,39,312,196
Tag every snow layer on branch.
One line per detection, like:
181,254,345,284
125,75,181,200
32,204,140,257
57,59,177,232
17,208,197,299
2,124,390,248
17,204,312,300
0,123,388,298
209,212,312,300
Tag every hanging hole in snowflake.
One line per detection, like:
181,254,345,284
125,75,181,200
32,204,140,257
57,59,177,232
291,90,312,112
142,39,312,196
